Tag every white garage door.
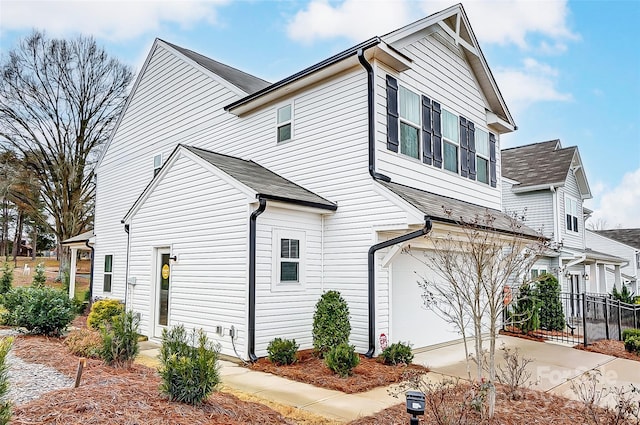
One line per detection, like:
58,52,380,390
391,250,460,349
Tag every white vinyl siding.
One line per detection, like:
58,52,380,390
375,26,502,210
586,230,639,284
558,170,584,249
501,180,554,239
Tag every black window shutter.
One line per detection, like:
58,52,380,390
467,121,476,180
421,95,433,165
386,75,399,153
432,101,442,168
459,117,469,178
489,132,497,187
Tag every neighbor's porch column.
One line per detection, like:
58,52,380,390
69,247,78,300
613,265,622,291
589,263,598,293
597,263,607,294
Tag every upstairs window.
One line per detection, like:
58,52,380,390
277,104,292,143
399,86,420,159
104,254,113,293
565,195,579,233
475,129,490,184
442,109,459,173
153,154,162,176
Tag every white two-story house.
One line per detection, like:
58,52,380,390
586,229,640,295
92,4,537,360
501,140,626,297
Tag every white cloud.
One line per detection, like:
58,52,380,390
286,0,413,44
0,0,228,41
494,58,572,116
587,169,640,228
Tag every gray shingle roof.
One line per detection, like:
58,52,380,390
501,140,577,188
184,146,336,210
163,41,271,95
61,230,94,245
595,229,640,250
380,181,541,238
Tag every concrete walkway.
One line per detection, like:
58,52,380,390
136,336,640,422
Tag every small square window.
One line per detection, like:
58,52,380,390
277,104,292,143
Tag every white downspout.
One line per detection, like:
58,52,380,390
550,185,558,243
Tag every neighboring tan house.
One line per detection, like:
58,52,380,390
89,4,537,360
587,229,640,295
501,140,625,296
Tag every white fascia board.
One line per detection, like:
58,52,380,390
368,43,412,72
571,149,593,199
486,111,515,134
253,199,336,215
382,4,460,44
95,39,162,171
511,182,565,193
501,176,520,186
122,145,256,223
372,182,425,226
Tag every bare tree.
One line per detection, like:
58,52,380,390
586,218,608,231
408,210,548,418
0,31,133,263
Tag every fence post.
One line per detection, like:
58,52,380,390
617,300,623,341
604,297,610,340
582,294,588,347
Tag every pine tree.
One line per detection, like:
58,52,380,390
512,282,539,334
0,263,12,294
536,273,565,331
31,262,46,288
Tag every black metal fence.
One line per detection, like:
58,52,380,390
503,290,640,346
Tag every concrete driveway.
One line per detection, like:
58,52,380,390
414,335,640,406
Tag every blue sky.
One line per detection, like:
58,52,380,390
1,0,639,227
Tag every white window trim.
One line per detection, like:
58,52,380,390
441,108,460,174
398,85,421,160
103,254,113,293
564,194,579,233
153,153,162,177
272,228,306,291
276,101,294,144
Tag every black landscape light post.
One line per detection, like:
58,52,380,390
406,390,425,424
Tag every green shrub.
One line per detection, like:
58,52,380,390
612,285,637,304
380,342,414,365
622,328,640,341
324,342,360,378
31,262,46,288
159,325,220,405
1,286,75,336
0,263,12,295
313,290,351,357
64,328,103,358
87,299,124,330
511,283,540,334
624,336,640,354
100,310,139,367
0,337,13,424
267,337,299,366
536,273,565,331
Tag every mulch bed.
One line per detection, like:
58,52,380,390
575,339,640,362
10,336,294,425
499,328,545,342
350,384,609,424
250,349,428,393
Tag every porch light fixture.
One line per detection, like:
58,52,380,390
583,273,589,281
169,255,178,262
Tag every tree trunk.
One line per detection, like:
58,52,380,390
1,198,7,258
12,210,24,265
31,223,37,260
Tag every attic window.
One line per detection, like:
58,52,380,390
277,104,292,143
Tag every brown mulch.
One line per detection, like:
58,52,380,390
575,339,640,362
250,349,428,393
499,328,545,342
10,336,294,425
350,384,610,424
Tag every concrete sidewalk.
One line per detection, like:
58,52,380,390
136,336,640,422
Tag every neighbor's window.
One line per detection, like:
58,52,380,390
531,268,547,279
565,195,579,233
441,109,459,173
475,129,490,184
104,255,113,292
399,86,420,159
277,104,292,143
153,154,162,176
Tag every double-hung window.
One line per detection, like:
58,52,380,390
475,129,490,184
441,109,459,173
273,229,305,289
277,104,292,143
104,255,113,293
399,86,420,159
565,195,579,232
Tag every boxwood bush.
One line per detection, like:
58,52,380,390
313,290,351,357
159,325,220,405
622,328,640,341
380,342,414,366
0,263,13,295
325,342,360,377
624,336,640,354
267,337,299,365
1,286,75,336
87,299,124,330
